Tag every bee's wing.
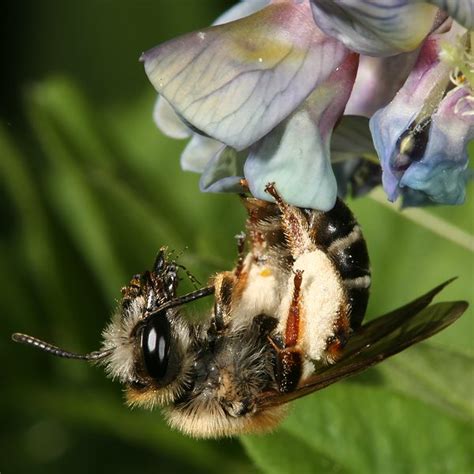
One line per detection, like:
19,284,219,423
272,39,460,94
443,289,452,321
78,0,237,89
258,280,468,408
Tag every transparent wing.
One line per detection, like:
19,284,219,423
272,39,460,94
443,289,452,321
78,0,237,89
258,280,468,408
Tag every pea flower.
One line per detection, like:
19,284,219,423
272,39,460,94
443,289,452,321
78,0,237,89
141,0,473,210
370,24,473,206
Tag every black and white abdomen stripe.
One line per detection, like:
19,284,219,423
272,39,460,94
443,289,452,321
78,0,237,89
308,199,371,329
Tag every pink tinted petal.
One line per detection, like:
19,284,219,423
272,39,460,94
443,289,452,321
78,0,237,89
245,53,359,210
142,1,350,150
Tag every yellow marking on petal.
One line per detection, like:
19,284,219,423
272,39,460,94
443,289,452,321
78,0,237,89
229,31,293,65
259,268,272,277
224,4,309,66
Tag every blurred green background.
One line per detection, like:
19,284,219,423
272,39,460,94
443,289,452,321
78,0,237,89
1,2,473,473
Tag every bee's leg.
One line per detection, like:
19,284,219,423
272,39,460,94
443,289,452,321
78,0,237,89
234,231,247,278
264,182,313,258
239,178,249,192
212,272,236,332
270,270,304,393
324,312,351,363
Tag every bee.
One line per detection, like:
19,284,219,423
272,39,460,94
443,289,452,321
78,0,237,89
12,183,467,438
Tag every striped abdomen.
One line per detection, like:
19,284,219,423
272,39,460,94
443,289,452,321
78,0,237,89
308,199,371,329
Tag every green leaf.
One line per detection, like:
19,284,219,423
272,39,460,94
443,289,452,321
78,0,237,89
242,430,348,474
378,343,474,421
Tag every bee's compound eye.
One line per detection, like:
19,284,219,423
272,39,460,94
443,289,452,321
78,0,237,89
141,313,171,381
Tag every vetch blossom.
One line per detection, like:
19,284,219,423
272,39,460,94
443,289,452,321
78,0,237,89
370,24,473,205
142,0,473,209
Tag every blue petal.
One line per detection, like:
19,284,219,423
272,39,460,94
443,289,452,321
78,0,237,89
199,147,246,193
244,110,338,211
244,54,358,210
180,134,225,173
399,160,469,205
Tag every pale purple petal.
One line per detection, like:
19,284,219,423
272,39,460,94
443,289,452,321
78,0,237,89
153,1,271,142
345,50,421,117
180,134,225,173
153,96,192,139
142,1,350,150
245,53,359,210
310,0,438,55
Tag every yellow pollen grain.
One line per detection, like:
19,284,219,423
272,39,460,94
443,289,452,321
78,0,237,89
259,268,272,277
399,135,413,155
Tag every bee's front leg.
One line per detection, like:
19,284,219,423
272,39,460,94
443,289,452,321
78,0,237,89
212,272,236,332
264,182,314,258
234,231,247,278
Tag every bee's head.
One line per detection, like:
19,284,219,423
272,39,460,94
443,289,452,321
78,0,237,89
101,288,195,409
12,249,199,408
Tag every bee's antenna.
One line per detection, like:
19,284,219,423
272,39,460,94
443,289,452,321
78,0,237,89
147,285,215,317
176,262,202,290
11,333,111,361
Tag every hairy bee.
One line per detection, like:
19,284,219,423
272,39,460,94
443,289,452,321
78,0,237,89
12,183,467,438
